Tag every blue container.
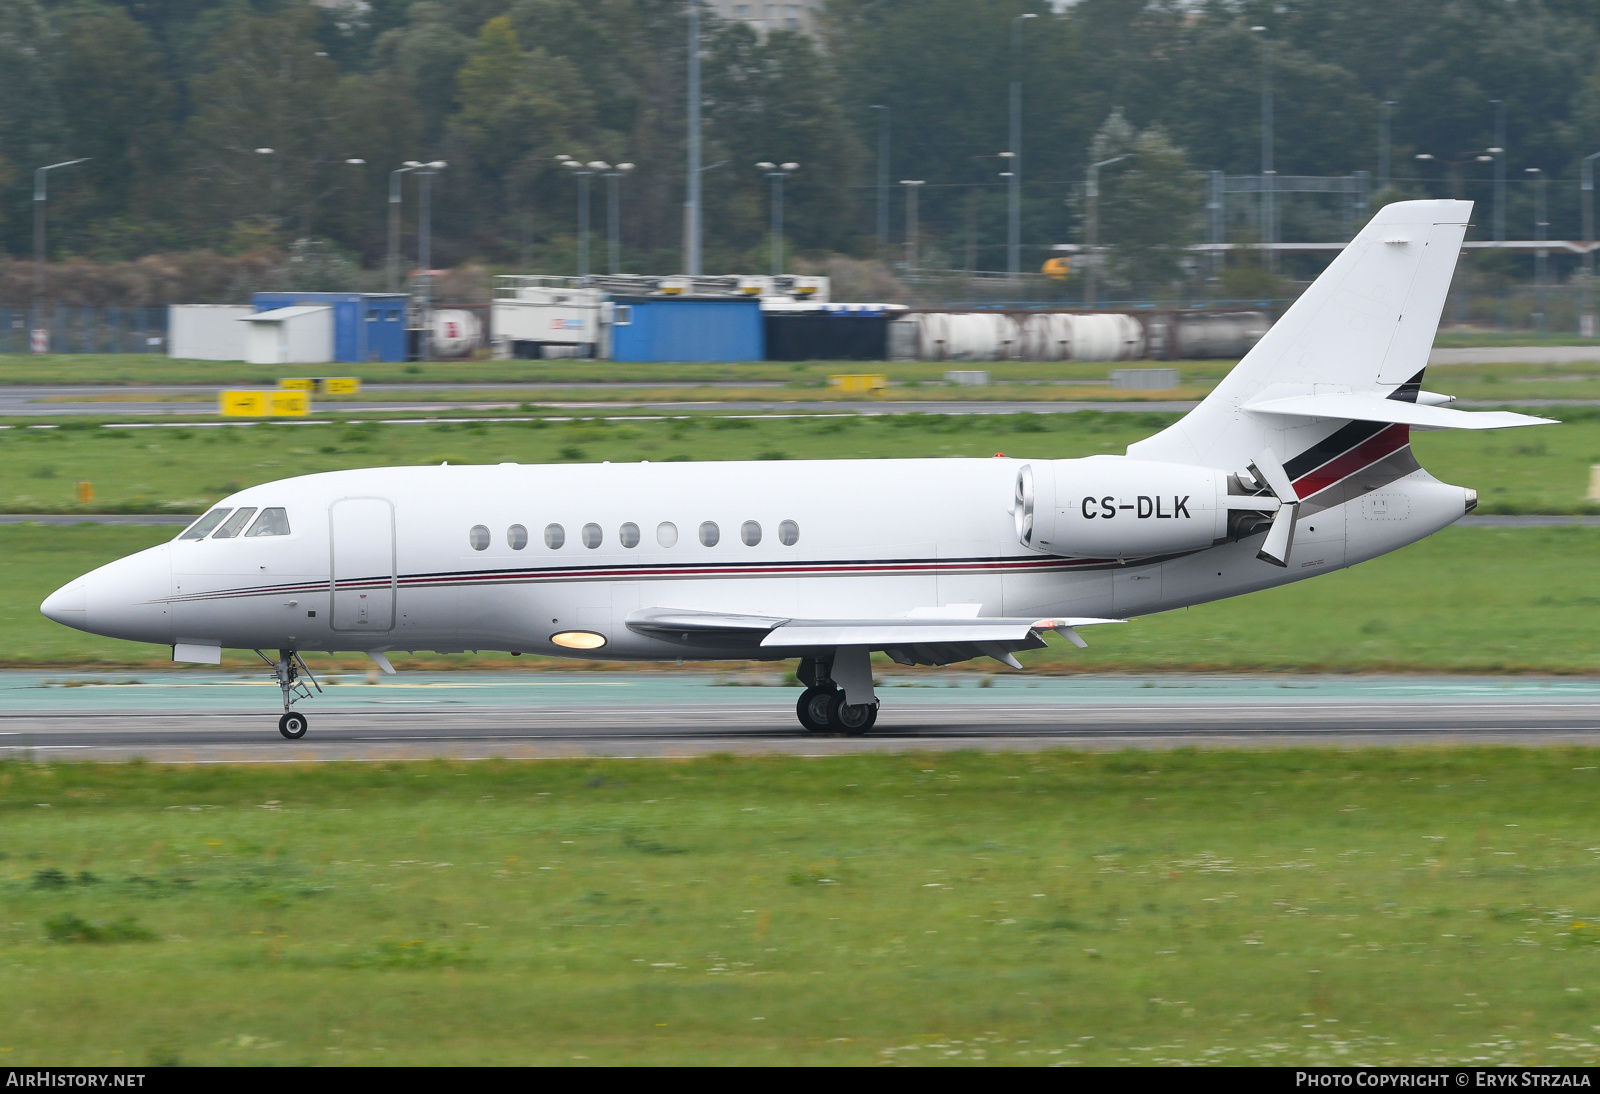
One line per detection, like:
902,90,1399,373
252,292,408,363
608,297,764,362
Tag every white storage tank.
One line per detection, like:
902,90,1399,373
431,309,481,357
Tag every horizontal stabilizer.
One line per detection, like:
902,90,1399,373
1244,392,1556,430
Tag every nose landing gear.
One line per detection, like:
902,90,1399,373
257,648,320,740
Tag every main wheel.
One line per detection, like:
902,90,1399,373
278,711,308,740
796,687,835,732
827,693,878,736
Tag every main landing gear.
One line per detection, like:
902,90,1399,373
256,648,321,740
795,657,878,735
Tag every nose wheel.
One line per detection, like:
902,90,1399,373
258,648,321,740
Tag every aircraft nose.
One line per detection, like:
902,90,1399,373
41,580,88,628
40,544,173,643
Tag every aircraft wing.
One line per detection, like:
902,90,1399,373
625,608,1125,669
1243,392,1555,430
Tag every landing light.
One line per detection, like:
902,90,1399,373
551,631,607,650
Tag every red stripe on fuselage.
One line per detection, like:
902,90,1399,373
1291,423,1409,498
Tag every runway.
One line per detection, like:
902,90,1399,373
3,671,1597,761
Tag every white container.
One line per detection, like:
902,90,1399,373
169,304,253,361
242,305,334,365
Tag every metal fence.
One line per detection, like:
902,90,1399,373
0,307,168,354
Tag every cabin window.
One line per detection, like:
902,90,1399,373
179,508,231,541
741,520,762,546
619,522,640,548
545,523,565,549
779,519,799,545
582,522,603,549
656,521,678,547
244,508,291,538
507,524,528,550
469,525,490,551
699,521,720,547
212,507,258,539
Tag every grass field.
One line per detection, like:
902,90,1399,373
5,750,1599,1065
7,524,1597,673
0,409,1596,515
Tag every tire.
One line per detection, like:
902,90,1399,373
796,687,834,732
278,711,308,740
827,693,878,736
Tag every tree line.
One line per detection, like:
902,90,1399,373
3,0,1600,290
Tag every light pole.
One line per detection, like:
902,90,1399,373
1491,99,1506,244
1581,150,1600,336
1527,166,1547,333
414,160,446,359
1252,25,1274,271
757,162,799,277
596,162,634,276
32,158,91,317
559,157,598,278
900,180,924,271
1084,154,1129,309
870,105,890,258
1379,100,1397,192
1008,12,1037,280
388,160,422,293
1413,151,1494,200
685,0,702,275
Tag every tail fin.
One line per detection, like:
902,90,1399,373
1129,199,1472,469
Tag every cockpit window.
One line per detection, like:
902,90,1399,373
244,508,291,537
178,508,231,541
211,507,257,539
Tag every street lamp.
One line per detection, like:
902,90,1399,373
1527,166,1547,332
415,160,446,359
1490,99,1506,244
685,0,703,276
1379,100,1397,192
1084,154,1129,309
32,157,91,316
1581,150,1600,336
900,180,925,271
559,157,596,278
1253,25,1274,271
757,162,799,277
388,161,423,293
1412,151,1494,199
870,105,890,257
1008,12,1038,280
596,162,634,276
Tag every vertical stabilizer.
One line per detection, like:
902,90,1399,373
1128,199,1471,470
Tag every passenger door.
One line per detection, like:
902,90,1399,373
330,498,396,633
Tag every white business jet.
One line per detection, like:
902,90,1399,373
42,200,1553,739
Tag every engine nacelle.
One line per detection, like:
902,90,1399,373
1014,456,1227,558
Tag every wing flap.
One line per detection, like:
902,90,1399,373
761,616,1124,649
1244,392,1555,430
626,607,1126,653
